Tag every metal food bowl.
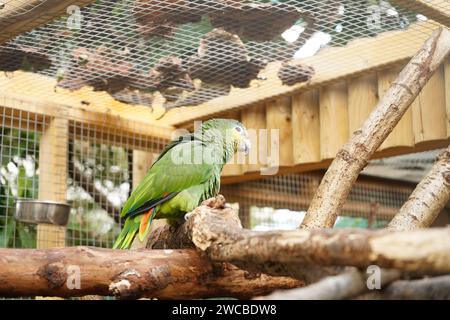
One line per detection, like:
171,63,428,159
15,200,71,226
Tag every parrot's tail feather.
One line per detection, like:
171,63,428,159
113,217,139,249
138,208,156,242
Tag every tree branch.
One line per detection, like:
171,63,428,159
355,275,450,300
301,27,450,229
255,268,401,300
0,247,301,299
149,197,450,277
388,147,450,230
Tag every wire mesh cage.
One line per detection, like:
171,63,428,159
0,1,449,249
0,102,170,249
0,0,448,119
221,169,416,230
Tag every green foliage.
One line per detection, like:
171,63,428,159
0,128,40,248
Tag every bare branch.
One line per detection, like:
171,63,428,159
356,275,450,300
161,197,450,276
388,147,450,230
0,247,301,299
256,268,400,300
301,27,450,229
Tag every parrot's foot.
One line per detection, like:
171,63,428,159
202,195,226,209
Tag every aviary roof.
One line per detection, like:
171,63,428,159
0,0,448,124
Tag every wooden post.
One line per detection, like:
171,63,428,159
241,104,267,173
412,66,447,144
222,112,244,176
266,97,293,167
37,117,68,249
348,74,378,134
443,60,450,138
291,89,320,164
132,150,155,191
377,66,414,149
319,81,349,160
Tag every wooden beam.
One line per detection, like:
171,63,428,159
291,89,320,164
0,93,174,152
0,72,166,124
319,81,349,160
0,247,301,299
0,0,95,44
390,0,450,28
37,117,68,249
266,97,293,167
411,65,447,144
377,66,415,149
163,22,441,126
347,74,377,134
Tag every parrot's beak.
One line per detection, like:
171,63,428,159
238,138,251,155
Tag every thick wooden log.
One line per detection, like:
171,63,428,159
149,197,450,277
388,147,450,230
0,247,301,299
301,27,450,229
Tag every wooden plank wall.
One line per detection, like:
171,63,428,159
222,63,450,180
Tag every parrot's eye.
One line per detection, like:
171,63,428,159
235,126,242,133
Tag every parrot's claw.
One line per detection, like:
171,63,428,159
184,212,193,221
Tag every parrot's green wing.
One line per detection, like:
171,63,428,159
113,137,219,249
121,139,215,217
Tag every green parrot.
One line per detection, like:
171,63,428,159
113,118,250,249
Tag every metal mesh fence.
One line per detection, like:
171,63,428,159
0,0,448,117
0,103,168,249
221,169,416,230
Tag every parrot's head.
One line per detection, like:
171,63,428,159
199,118,251,157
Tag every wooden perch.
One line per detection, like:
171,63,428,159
148,197,450,277
355,275,450,300
0,247,301,299
388,147,450,230
0,0,95,45
301,27,450,229
256,268,400,300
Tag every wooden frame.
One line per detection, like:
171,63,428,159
0,0,96,44
162,22,442,126
391,0,450,28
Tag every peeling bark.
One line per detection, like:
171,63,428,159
301,27,450,229
388,147,450,230
0,247,301,299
